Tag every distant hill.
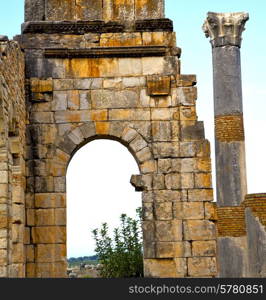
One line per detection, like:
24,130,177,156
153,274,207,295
67,255,99,267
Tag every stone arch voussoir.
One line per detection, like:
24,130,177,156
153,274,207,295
55,121,155,175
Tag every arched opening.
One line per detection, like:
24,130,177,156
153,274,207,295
66,139,142,277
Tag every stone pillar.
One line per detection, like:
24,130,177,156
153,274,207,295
203,12,249,277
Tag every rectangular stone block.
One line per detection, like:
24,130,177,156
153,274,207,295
155,220,182,242
135,0,164,19
204,202,218,221
35,209,55,226
12,224,25,243
192,241,216,257
12,243,25,263
156,242,174,258
165,173,181,190
188,189,213,202
54,110,91,123
153,142,179,158
195,173,212,188
184,220,216,241
0,249,7,264
0,172,8,184
154,202,172,220
0,238,7,249
151,108,171,121
35,261,67,278
53,79,74,91
174,202,204,220
32,226,66,243
174,241,191,258
109,109,150,121
31,78,53,93
188,257,217,277
181,173,194,189
25,0,45,21
112,0,135,21
152,121,171,142
46,0,75,20
147,75,171,96
26,245,35,263
142,221,155,242
35,193,66,208
144,258,183,278
30,112,54,124
0,216,7,229
118,58,142,76
140,160,156,174
100,33,142,47
75,0,103,20
36,244,66,263
55,208,66,225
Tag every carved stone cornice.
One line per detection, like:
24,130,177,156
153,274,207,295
22,18,173,35
203,12,249,48
135,19,173,32
22,21,124,34
44,46,181,59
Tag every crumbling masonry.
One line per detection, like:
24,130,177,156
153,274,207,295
0,1,265,278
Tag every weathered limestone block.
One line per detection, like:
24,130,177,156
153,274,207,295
142,190,181,203
205,202,217,220
174,202,204,220
151,108,172,121
144,258,187,278
175,87,197,106
152,121,171,142
75,0,103,20
46,0,76,21
32,226,66,244
35,209,55,226
12,244,25,263
184,220,216,241
195,173,212,188
142,203,153,221
155,220,182,242
135,0,164,19
154,202,172,220
188,257,217,277
26,245,35,263
25,0,45,21
36,244,66,263
35,261,66,278
147,75,171,96
192,241,216,257
152,142,180,158
188,189,213,202
165,173,181,190
112,0,135,22
100,33,142,47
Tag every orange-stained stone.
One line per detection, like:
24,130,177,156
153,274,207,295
95,122,110,135
91,110,108,121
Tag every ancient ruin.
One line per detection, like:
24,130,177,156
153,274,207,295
0,1,265,278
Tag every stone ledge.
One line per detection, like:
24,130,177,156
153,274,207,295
22,19,173,35
44,46,181,59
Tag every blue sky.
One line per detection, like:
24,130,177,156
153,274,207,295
0,1,265,257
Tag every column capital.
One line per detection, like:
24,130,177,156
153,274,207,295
203,12,249,48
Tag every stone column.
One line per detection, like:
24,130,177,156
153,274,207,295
203,12,249,277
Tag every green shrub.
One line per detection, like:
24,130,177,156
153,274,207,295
92,208,143,278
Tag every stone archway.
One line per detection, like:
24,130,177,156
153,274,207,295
18,0,218,278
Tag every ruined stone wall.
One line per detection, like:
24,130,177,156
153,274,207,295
25,0,165,22
18,13,218,276
0,39,26,277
